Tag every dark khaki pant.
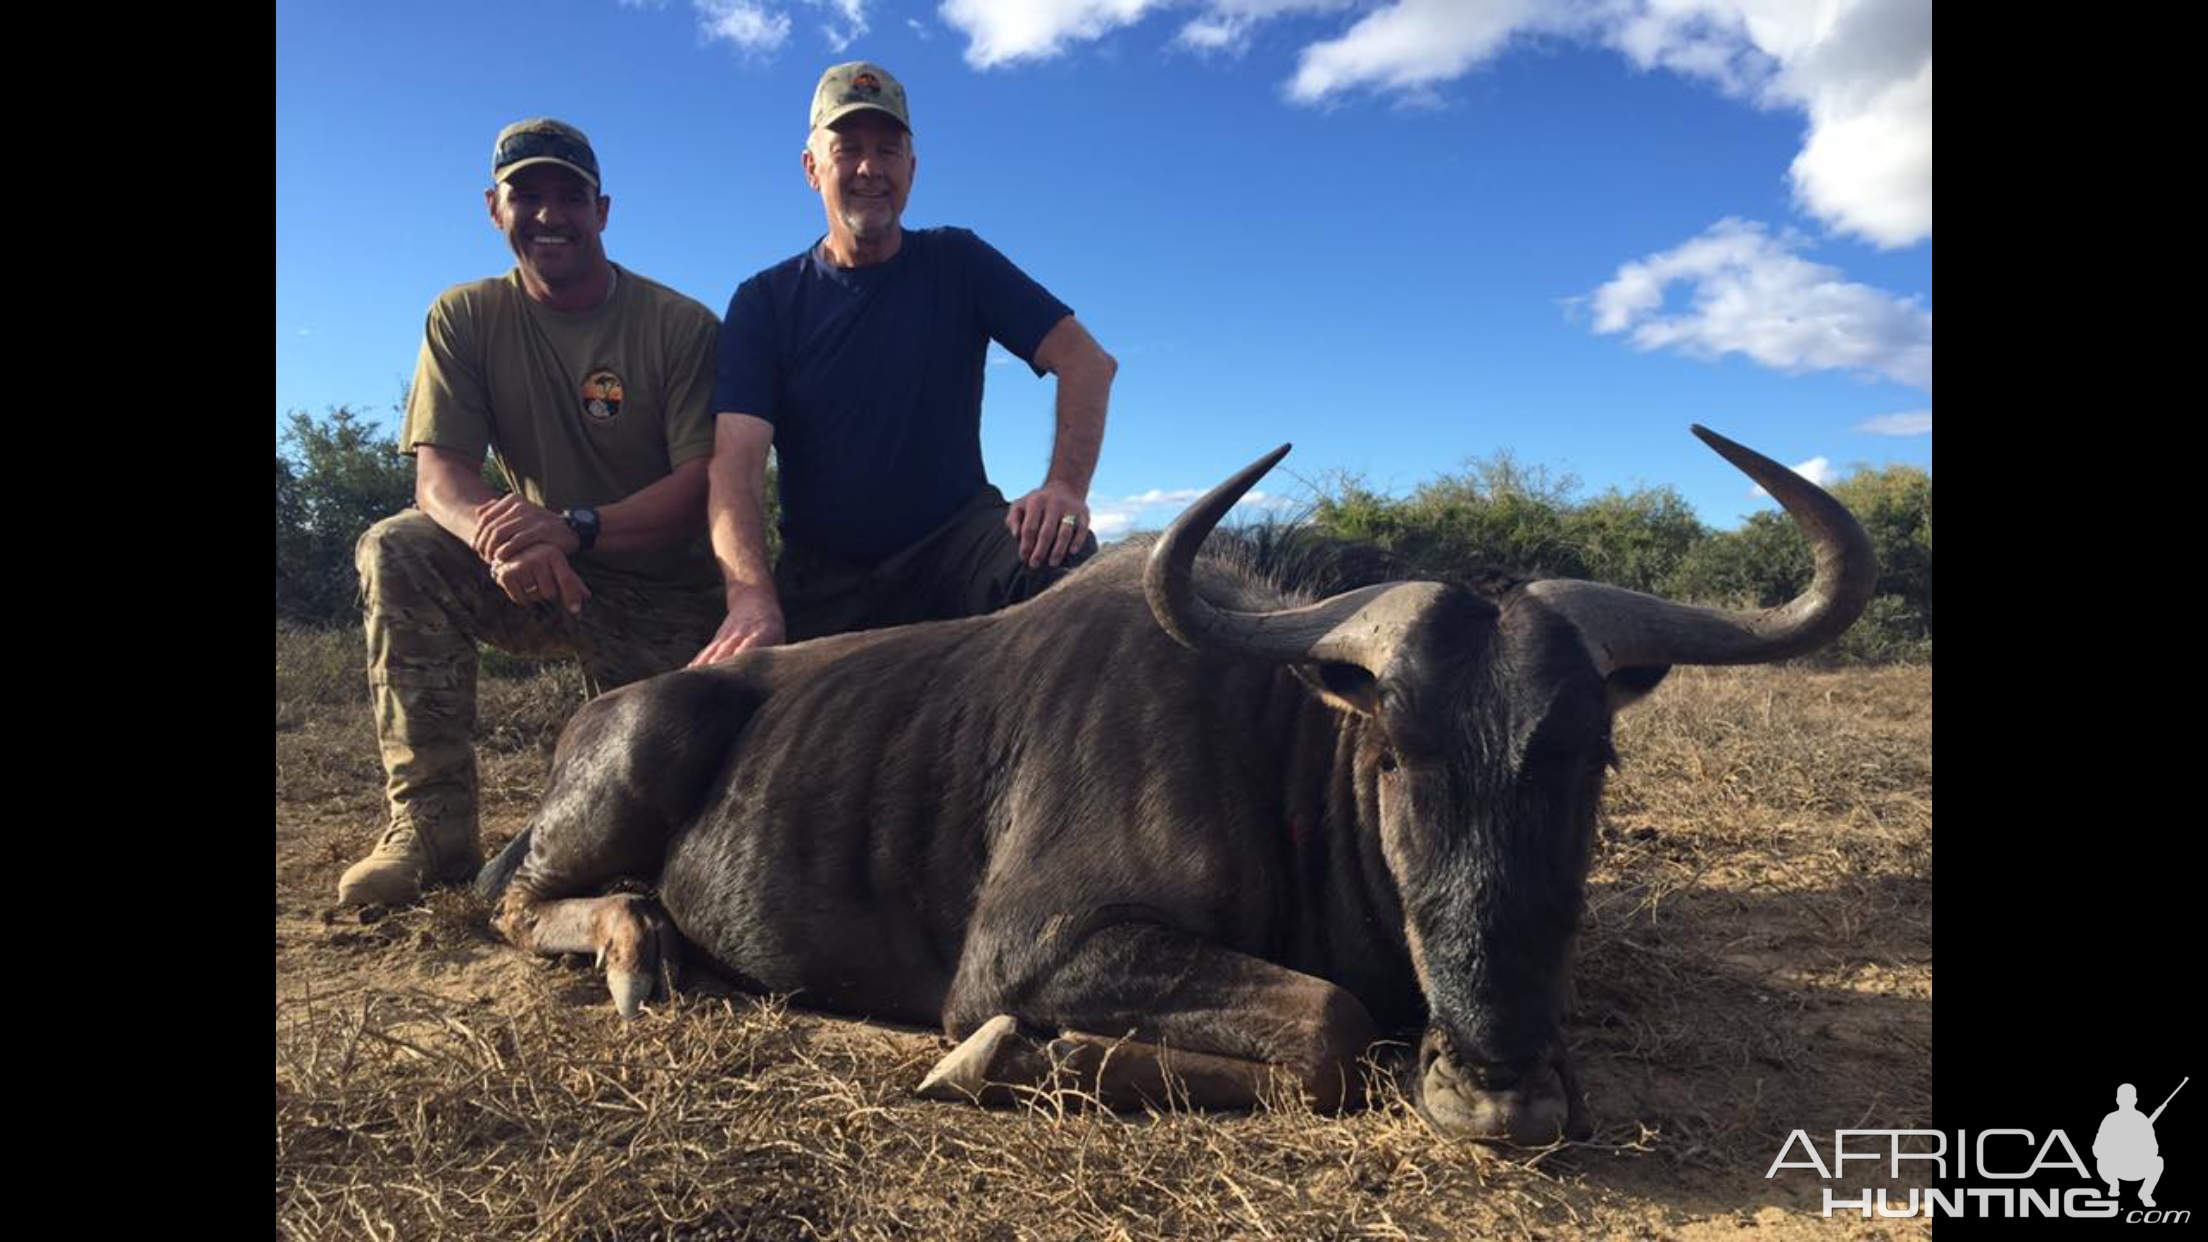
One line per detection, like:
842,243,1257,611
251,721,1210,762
356,511,724,861
775,485,1099,642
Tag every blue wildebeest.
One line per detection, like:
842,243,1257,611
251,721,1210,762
477,427,1874,1144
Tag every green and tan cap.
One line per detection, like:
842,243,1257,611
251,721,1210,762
492,117,602,189
810,61,911,134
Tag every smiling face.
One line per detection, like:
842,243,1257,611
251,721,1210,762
486,164,611,304
804,111,914,259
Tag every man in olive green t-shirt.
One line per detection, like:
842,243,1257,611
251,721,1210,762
338,118,725,907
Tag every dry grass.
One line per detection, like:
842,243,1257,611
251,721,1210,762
276,627,1931,1240
276,978,1572,1241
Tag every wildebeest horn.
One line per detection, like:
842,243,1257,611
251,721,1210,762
1146,444,1450,676
1525,425,1879,674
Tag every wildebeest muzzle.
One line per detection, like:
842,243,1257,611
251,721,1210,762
1411,1026,1593,1145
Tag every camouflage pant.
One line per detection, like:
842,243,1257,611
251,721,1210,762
777,484,1099,642
356,511,724,864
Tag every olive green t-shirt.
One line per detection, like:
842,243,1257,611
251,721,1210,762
402,264,720,589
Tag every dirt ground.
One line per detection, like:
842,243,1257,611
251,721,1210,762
276,626,1932,1240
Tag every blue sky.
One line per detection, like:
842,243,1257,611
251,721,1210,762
275,0,1930,535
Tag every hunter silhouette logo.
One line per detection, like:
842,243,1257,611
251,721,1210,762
2099,1077,2183,1207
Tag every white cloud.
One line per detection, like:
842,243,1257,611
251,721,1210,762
1174,1,1352,56
807,0,869,52
696,0,793,53
1123,487,1204,506
1858,408,1930,436
939,0,1545,76
1599,0,1774,98
1284,0,1931,246
1792,456,1834,486
1596,0,1931,247
942,0,1356,65
1287,0,1544,103
1581,218,1930,390
1175,13,1238,52
1783,56,1930,248
1091,508,1137,539
1752,455,1833,498
928,2,1929,248
939,0,1164,67
1086,484,1293,541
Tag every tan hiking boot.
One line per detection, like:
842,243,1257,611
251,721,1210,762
336,820,483,906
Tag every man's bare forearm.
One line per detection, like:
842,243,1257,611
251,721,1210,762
592,458,710,557
1047,368,1110,494
416,444,708,564
706,416,779,597
1035,317,1116,495
414,445,502,547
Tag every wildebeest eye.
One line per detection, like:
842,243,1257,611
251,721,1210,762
1378,752,1399,774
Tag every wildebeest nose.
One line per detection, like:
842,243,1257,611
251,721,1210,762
1412,1028,1580,1144
1420,1026,1541,1088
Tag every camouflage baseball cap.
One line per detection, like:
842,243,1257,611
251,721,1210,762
810,62,911,134
492,117,602,189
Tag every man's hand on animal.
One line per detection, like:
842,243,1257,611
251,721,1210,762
1005,480,1091,568
491,542,591,614
689,583,787,666
470,492,579,564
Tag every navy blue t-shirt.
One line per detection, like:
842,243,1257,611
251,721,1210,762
714,227,1073,562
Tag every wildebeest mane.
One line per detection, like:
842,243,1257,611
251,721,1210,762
1115,519,1535,609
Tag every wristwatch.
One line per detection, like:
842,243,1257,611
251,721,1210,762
563,506,601,553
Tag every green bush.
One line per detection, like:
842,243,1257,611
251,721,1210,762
1662,509,1812,608
1311,452,1583,582
276,406,416,625
277,403,781,632
1308,454,1930,666
1563,486,1705,597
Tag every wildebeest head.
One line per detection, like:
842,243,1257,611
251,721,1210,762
1147,428,1876,1144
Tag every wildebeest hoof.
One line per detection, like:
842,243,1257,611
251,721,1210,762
918,1015,1043,1103
608,969,655,1020
592,895,679,1020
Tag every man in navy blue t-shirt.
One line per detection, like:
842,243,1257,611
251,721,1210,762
690,61,1119,662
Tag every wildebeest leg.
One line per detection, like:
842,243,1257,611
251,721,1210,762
918,1015,1338,1113
930,924,1381,1113
485,671,760,1017
494,892,678,1019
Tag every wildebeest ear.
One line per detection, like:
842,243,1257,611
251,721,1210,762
1294,662,1381,717
1605,664,1671,713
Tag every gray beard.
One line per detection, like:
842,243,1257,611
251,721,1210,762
842,207,899,241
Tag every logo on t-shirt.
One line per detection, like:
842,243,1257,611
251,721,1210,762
581,369,624,423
